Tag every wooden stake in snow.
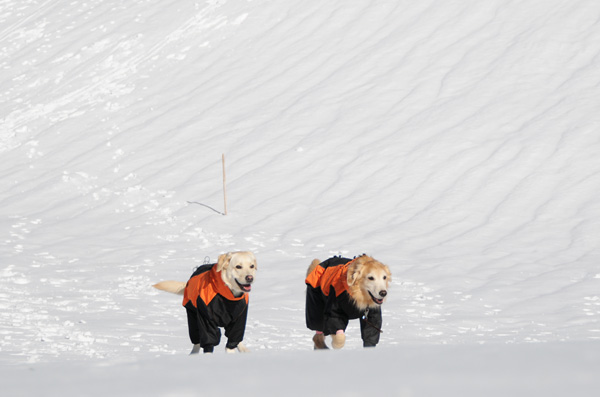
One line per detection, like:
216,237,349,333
222,153,228,215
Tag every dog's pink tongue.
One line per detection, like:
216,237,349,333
243,284,252,292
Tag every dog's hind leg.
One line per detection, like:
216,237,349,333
312,332,329,349
331,330,345,349
190,344,201,355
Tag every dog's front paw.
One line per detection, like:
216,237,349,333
331,331,346,349
226,342,250,353
312,333,329,349
236,342,249,353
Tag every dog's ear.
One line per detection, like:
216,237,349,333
347,258,364,286
347,269,361,286
216,253,232,272
384,264,392,283
247,251,257,270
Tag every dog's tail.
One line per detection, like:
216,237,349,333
307,259,321,277
153,280,186,295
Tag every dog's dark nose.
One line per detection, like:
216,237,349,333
246,275,254,283
379,290,387,298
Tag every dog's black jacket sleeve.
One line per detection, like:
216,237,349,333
323,288,382,347
185,300,221,349
186,295,248,350
219,297,248,349
360,306,382,347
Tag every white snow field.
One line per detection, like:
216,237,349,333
1,0,600,395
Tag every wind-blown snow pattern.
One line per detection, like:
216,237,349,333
1,0,600,395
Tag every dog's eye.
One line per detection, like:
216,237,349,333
383,276,387,280
368,276,375,281
250,265,255,269
236,265,242,269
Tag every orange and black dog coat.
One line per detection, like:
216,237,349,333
183,264,248,352
305,256,382,347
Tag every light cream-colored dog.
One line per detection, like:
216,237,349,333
154,251,257,354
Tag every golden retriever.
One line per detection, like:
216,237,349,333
305,254,391,349
154,251,257,354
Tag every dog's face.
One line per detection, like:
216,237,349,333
348,255,391,309
216,251,257,296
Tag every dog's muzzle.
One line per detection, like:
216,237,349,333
235,276,253,292
369,290,387,305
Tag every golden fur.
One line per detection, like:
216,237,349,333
215,251,258,296
306,259,321,277
346,255,392,311
308,254,392,310
153,251,257,297
153,280,186,295
307,254,391,349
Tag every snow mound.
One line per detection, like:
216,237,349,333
1,0,600,395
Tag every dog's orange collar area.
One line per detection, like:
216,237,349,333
183,264,249,308
305,260,352,298
211,265,248,302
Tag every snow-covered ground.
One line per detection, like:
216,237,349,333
1,0,600,395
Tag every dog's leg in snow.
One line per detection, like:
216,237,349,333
226,342,249,353
312,332,328,349
331,330,345,349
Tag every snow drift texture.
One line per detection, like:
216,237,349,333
1,0,600,395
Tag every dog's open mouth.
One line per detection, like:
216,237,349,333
368,291,384,305
235,279,252,292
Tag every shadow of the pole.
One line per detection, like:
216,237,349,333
186,201,226,215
